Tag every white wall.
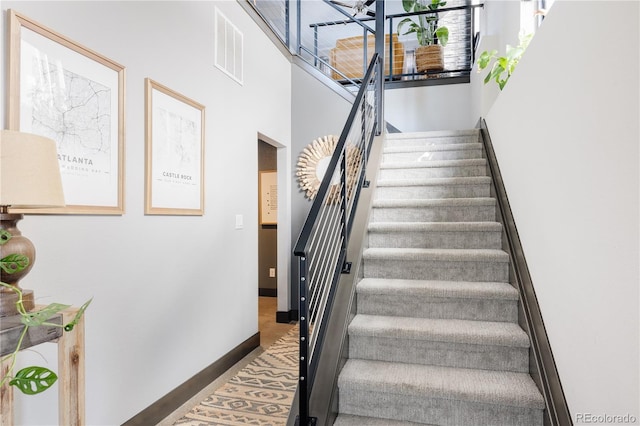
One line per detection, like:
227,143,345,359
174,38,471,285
384,83,472,132
0,2,291,424
290,64,353,306
483,1,639,421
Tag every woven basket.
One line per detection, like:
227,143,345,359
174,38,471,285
415,45,444,73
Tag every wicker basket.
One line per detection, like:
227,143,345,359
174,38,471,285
415,45,444,73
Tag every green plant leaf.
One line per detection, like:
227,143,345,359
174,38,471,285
497,57,509,70
397,18,416,36
478,32,532,90
0,230,11,245
477,50,497,70
9,366,58,395
435,26,448,47
0,254,29,275
483,71,492,85
430,0,446,10
21,303,71,327
488,63,505,84
64,298,93,332
402,0,415,12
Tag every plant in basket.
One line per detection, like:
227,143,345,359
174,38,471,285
398,0,449,73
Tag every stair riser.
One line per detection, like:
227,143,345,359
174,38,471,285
371,205,496,222
338,390,543,426
363,259,509,282
386,135,479,147
375,184,490,200
369,230,502,249
379,165,487,179
357,294,518,322
349,336,529,372
383,149,482,162
334,414,426,426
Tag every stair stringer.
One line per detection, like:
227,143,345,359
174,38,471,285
479,119,572,426
286,132,386,426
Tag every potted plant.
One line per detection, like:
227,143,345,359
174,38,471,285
0,228,91,395
477,31,533,90
398,0,449,72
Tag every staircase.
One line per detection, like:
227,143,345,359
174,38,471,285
334,130,545,425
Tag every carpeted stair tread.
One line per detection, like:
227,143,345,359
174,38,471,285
376,176,491,187
368,221,502,233
381,158,487,169
368,222,503,249
338,359,545,409
373,198,495,208
356,278,519,301
355,278,519,322
385,129,479,140
384,143,482,154
334,414,431,426
348,314,530,347
364,247,509,263
371,198,497,223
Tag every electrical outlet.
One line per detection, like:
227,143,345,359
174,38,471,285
269,268,276,278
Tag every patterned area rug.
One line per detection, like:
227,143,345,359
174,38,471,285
174,327,299,426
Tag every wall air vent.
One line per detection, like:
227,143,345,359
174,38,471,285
215,7,243,85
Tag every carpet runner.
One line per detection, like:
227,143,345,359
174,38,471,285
334,129,545,425
174,327,298,426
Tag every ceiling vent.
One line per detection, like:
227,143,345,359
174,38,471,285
215,7,243,85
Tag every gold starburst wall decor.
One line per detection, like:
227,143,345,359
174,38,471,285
296,135,338,200
296,135,362,203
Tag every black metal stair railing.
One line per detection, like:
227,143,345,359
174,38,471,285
293,54,380,426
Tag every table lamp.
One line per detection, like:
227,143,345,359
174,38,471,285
0,130,65,317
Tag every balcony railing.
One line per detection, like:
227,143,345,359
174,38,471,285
249,0,483,87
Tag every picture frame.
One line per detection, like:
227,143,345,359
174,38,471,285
259,170,278,225
259,171,277,225
144,78,205,215
7,9,126,215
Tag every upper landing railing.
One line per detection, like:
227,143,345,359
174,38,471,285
249,0,484,88
306,2,483,86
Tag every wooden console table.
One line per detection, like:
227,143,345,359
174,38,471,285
0,307,85,425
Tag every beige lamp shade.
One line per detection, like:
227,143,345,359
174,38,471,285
0,130,65,208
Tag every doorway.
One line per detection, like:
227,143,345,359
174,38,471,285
258,139,278,297
257,138,294,348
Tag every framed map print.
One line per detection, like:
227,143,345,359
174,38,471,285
144,78,205,215
7,9,126,214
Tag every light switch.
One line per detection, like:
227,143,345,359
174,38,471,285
269,268,276,278
235,214,243,229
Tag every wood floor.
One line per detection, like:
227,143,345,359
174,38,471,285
160,296,296,425
259,296,296,348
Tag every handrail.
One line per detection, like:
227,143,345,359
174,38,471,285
309,3,484,28
294,53,380,426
